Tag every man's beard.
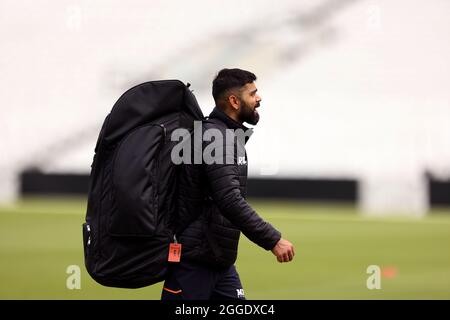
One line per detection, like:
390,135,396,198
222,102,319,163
238,99,260,125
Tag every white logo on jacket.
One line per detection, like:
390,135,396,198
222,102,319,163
237,156,247,165
236,288,245,298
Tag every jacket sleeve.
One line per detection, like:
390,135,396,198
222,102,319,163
202,126,281,250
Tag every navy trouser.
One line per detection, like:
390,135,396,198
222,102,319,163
161,260,246,300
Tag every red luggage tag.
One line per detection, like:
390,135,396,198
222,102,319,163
168,236,182,263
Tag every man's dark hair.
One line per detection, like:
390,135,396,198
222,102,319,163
212,68,257,103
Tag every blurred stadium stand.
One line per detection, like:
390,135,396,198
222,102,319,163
1,0,450,216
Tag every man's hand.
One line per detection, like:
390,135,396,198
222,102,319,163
271,238,295,263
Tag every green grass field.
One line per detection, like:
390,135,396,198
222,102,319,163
1,197,449,299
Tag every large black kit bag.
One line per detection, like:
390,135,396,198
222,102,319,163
82,80,204,288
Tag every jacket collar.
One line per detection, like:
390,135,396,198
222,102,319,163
208,106,253,144
209,106,249,131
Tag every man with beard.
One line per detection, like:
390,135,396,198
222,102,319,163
161,68,295,300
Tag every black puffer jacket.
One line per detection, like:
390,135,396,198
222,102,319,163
175,107,281,268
